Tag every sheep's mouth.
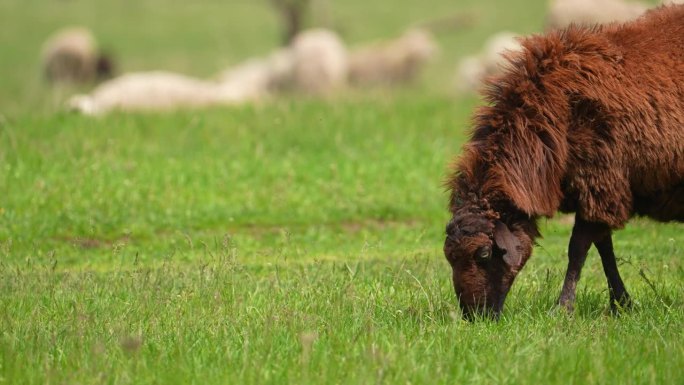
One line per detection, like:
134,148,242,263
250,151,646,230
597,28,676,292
460,304,502,321
458,289,508,321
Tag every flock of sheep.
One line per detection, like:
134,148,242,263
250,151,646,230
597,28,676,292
42,0,682,115
44,26,437,115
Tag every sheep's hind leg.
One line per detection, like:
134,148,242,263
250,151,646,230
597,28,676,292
557,217,596,312
595,234,631,312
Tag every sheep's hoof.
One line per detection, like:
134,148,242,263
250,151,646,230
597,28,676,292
609,294,632,315
550,300,575,317
556,295,576,313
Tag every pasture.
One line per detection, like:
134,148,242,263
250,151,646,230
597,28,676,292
1,0,682,384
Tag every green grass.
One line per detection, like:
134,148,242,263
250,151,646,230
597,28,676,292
1,0,683,384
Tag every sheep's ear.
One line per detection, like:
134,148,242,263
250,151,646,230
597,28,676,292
493,221,522,267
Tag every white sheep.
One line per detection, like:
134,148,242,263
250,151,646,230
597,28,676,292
42,26,112,84
545,0,649,30
68,71,259,115
290,28,348,96
216,48,296,98
454,31,522,95
348,28,438,87
216,30,345,98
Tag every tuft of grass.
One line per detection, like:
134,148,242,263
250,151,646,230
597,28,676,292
2,251,682,384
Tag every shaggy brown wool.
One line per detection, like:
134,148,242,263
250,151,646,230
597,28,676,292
445,4,684,318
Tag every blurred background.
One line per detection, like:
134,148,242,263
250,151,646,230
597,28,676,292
3,0,674,116
0,0,556,115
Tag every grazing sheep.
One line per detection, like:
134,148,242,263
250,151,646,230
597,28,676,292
68,71,258,115
545,0,649,30
290,28,348,95
348,28,438,87
216,29,345,98
455,32,522,94
444,5,684,319
42,27,113,84
216,48,296,97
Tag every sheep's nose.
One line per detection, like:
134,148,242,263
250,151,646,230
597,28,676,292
460,304,501,321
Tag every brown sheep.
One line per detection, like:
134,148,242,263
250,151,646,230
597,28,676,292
444,4,684,319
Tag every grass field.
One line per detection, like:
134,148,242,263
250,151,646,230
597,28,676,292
1,0,683,384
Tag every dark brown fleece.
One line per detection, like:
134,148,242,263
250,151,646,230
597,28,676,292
450,4,684,230
445,5,684,314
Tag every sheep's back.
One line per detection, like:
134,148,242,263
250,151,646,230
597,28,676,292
560,5,684,224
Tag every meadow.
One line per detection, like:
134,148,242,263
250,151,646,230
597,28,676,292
1,0,682,384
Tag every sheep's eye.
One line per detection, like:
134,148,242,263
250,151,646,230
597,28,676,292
475,246,492,262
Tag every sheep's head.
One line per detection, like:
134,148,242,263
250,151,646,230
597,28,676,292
443,204,533,319
95,53,114,80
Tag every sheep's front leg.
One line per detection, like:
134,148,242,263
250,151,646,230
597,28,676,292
558,217,597,312
595,234,631,312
